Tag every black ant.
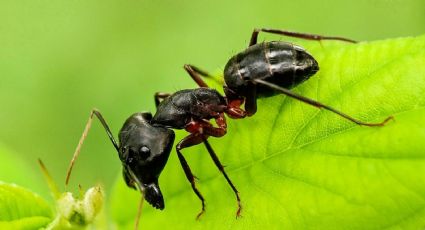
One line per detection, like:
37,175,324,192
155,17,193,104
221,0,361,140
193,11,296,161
65,28,393,221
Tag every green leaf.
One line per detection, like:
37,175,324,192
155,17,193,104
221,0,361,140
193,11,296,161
0,143,45,194
110,35,425,229
0,182,52,229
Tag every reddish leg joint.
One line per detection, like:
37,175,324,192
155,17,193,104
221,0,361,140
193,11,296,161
226,98,247,119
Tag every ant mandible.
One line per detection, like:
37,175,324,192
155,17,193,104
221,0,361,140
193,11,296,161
65,28,393,220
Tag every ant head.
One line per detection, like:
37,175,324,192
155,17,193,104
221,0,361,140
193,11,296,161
118,112,175,210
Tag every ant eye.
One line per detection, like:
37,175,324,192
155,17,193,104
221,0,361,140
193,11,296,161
140,146,150,154
140,146,151,159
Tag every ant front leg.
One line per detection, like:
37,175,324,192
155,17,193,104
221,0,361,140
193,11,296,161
249,28,357,46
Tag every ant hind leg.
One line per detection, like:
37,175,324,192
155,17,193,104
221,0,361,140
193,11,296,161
254,79,393,126
249,28,357,46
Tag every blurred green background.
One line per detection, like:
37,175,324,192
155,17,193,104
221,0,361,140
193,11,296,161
0,0,424,199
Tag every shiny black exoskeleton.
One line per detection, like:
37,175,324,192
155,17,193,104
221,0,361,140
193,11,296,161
224,42,319,99
223,29,337,115
152,88,227,129
186,28,391,125
119,112,175,209
66,87,245,217
65,28,393,222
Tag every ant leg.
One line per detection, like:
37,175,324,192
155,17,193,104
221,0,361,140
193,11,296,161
187,119,241,217
202,139,242,218
176,133,207,219
154,92,171,107
224,86,247,119
226,106,247,119
215,113,227,131
184,64,210,88
249,28,357,46
254,79,393,126
177,117,229,219
244,82,258,116
185,64,215,78
185,117,227,137
184,64,225,88
66,109,119,185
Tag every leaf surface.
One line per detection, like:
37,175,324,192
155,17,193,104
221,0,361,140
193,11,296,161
111,35,425,229
0,182,52,229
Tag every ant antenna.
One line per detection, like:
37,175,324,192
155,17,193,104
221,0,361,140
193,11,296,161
66,109,119,185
